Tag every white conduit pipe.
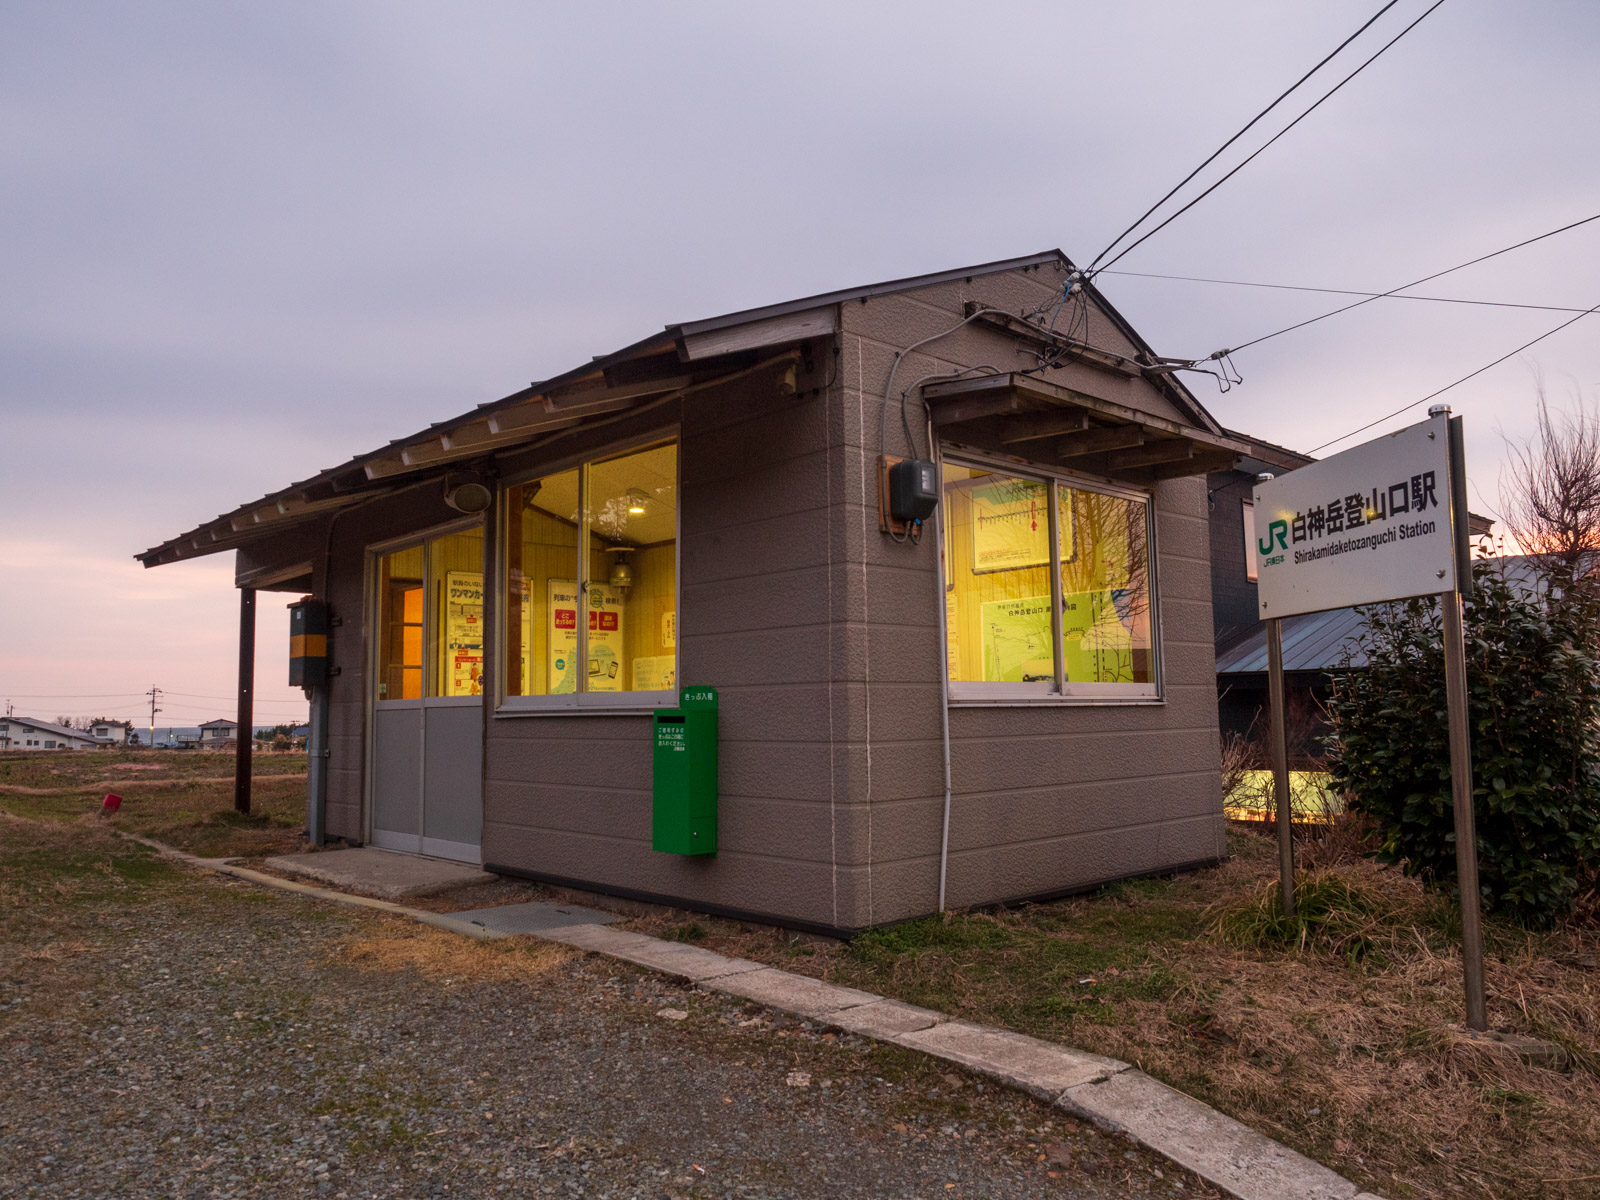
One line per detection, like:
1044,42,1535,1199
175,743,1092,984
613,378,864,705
929,411,954,912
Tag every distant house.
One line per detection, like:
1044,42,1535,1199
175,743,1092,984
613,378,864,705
90,719,132,746
197,718,238,748
1207,431,1494,759
0,716,106,751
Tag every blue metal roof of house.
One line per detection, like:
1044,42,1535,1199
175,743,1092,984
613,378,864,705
1215,607,1370,675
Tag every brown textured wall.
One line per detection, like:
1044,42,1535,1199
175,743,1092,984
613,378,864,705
832,262,1225,927
479,374,855,928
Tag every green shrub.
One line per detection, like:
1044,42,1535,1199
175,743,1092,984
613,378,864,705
1327,564,1600,926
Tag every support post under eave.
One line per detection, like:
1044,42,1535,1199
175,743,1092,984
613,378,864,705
235,588,256,814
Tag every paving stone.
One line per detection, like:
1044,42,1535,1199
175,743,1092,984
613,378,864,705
1059,1070,1359,1200
544,925,764,982
709,967,882,1018
262,848,494,900
892,1021,1127,1100
826,999,947,1039
450,900,616,935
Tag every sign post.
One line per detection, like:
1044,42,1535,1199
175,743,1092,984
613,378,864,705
1253,407,1485,1029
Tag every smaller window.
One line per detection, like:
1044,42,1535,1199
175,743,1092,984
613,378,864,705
1242,501,1258,583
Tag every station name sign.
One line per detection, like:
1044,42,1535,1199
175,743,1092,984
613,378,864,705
1254,413,1464,619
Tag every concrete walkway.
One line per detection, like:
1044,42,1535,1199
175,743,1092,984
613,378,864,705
262,847,495,899
131,834,1386,1200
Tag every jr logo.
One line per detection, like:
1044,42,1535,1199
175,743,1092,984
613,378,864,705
1257,520,1288,556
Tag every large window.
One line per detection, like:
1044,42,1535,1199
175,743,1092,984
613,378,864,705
503,439,678,707
941,460,1156,701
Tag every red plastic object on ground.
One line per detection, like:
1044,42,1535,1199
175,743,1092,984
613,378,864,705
102,793,122,814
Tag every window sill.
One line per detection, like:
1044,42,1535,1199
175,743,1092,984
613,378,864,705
947,691,1164,707
494,698,668,718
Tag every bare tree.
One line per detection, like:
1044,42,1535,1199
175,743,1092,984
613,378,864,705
1500,386,1600,576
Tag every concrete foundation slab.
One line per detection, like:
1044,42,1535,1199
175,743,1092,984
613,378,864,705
1058,1070,1358,1200
262,848,495,900
450,901,617,936
827,999,947,1039
893,1021,1127,1100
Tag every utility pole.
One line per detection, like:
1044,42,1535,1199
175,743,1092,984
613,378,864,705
146,686,162,750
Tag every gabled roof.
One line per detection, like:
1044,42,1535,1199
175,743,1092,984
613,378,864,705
198,718,237,729
137,249,1220,569
3,716,103,741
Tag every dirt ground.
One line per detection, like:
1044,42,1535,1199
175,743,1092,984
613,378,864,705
6,751,1598,1197
0,812,1218,1200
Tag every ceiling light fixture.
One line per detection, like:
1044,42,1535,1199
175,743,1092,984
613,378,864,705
626,488,649,516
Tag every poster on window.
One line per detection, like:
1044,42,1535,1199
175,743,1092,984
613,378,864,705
443,571,484,696
1060,588,1135,683
979,594,1054,682
548,580,626,694
971,479,1054,573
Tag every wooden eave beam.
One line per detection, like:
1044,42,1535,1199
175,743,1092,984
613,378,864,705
1055,426,1145,459
998,411,1091,444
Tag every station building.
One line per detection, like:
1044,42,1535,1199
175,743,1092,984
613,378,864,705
139,251,1245,934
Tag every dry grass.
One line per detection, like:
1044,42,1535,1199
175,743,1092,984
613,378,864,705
0,749,309,859
623,829,1600,1199
328,925,575,983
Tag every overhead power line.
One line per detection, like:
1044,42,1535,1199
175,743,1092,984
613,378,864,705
1219,209,1600,355
1307,297,1600,455
1087,0,1403,274
1091,0,1447,277
1102,268,1599,316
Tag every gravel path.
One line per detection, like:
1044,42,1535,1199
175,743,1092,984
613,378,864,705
0,835,1215,1199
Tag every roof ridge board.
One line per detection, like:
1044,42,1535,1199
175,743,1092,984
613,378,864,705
671,250,1072,338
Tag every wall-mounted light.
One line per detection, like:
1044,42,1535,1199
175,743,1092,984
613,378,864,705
626,488,649,516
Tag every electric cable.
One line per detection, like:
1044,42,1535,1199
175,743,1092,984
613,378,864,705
1087,0,1403,274
1092,0,1447,277
1102,267,1600,316
1220,209,1600,355
1307,297,1600,455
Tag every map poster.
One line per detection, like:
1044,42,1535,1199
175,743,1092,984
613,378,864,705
1060,588,1135,683
979,594,1054,682
971,479,1050,573
443,571,484,696
548,580,626,695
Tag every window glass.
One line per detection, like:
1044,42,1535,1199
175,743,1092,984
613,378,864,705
503,440,677,701
376,544,425,700
587,442,678,694
505,468,581,696
425,528,485,697
942,460,1157,695
1058,485,1153,685
941,464,1053,683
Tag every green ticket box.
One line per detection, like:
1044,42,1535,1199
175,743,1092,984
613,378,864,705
652,686,717,855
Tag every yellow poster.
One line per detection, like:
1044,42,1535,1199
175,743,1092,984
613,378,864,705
1061,589,1135,683
971,479,1051,573
443,571,484,696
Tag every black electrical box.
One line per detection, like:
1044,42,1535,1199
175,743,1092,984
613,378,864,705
288,598,330,688
888,459,939,523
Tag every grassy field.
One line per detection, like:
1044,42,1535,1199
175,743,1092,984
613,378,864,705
0,748,309,859
628,829,1600,1200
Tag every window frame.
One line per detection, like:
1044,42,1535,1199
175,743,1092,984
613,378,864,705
365,516,487,709
1242,499,1258,582
937,445,1163,706
495,428,681,717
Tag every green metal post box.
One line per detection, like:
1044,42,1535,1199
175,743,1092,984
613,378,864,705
652,686,717,855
